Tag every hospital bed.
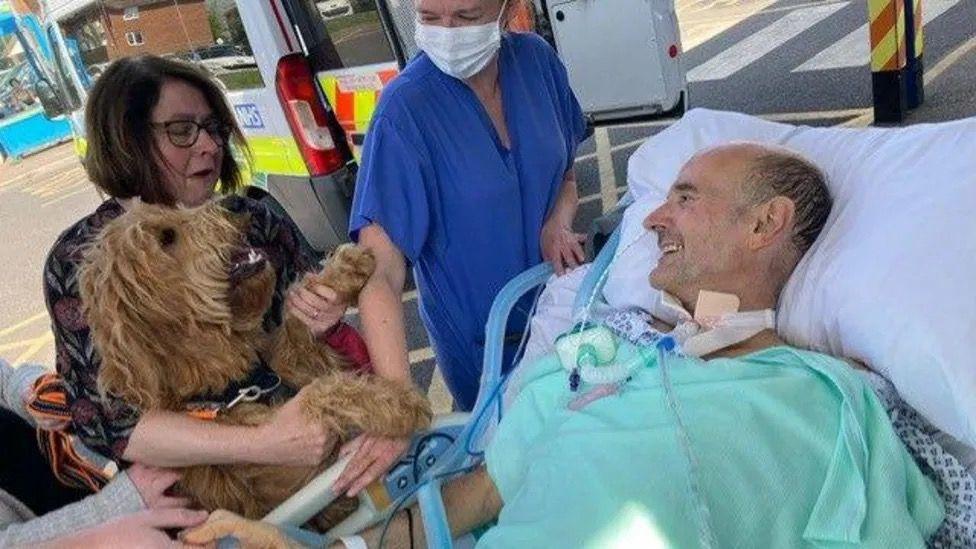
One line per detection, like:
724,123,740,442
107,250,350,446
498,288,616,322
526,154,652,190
259,108,976,548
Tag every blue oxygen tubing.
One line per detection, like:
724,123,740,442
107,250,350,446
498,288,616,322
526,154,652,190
375,275,544,548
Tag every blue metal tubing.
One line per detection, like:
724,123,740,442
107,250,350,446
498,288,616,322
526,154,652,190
416,262,554,548
429,262,555,476
572,227,621,315
418,481,452,549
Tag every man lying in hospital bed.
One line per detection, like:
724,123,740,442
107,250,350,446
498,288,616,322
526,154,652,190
183,109,976,548
324,141,952,548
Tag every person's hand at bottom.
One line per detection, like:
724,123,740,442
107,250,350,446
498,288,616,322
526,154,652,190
127,464,191,510
333,435,410,497
60,508,208,548
180,510,301,549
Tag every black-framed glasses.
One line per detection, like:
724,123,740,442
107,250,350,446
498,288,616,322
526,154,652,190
151,119,231,148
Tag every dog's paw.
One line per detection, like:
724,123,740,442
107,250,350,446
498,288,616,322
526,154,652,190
316,244,376,302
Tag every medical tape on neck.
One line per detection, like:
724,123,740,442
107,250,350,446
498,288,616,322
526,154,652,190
654,292,776,358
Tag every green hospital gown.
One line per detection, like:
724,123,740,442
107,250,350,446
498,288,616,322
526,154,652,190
482,345,944,548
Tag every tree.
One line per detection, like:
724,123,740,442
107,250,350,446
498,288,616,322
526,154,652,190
225,8,248,53
208,8,228,42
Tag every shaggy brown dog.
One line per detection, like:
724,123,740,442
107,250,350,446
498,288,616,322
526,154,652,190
77,200,431,528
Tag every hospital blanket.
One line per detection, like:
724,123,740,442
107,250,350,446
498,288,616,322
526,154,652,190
862,371,976,548
482,319,944,547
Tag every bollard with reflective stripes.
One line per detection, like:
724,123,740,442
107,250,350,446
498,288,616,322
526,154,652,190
904,0,925,109
868,0,910,123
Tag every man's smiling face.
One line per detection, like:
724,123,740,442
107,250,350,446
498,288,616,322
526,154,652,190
643,148,758,306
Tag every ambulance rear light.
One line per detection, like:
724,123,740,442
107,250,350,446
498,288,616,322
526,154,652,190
668,44,679,58
275,54,344,176
286,99,335,150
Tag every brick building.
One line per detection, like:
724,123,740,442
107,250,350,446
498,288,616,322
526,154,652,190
101,0,214,59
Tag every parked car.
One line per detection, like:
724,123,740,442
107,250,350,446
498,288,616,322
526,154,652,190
189,44,257,74
316,0,353,20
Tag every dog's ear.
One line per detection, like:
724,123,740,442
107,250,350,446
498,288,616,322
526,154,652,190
79,220,180,409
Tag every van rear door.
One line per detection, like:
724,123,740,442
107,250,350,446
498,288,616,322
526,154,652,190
280,0,400,158
377,0,687,125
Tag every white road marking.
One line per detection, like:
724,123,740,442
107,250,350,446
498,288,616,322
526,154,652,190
793,0,961,72
688,3,848,82
594,127,618,214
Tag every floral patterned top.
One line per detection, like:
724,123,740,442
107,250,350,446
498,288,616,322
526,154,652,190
43,195,315,461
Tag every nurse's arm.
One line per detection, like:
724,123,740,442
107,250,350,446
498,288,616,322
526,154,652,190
330,466,503,548
541,168,586,275
356,223,413,385
552,168,580,228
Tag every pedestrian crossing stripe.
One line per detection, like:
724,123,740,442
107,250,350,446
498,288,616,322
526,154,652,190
688,3,848,82
793,0,959,72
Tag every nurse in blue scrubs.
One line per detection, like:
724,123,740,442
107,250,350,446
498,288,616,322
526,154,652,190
333,0,589,495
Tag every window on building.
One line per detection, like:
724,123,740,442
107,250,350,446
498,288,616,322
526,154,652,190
123,7,139,21
125,31,144,46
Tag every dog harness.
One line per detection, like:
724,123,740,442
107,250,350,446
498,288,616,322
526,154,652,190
185,367,286,421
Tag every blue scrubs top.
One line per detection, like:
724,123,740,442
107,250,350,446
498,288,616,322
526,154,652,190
349,33,589,410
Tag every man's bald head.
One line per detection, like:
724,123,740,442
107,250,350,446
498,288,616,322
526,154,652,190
692,142,832,256
644,142,832,310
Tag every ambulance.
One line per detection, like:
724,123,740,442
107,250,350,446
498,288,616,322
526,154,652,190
32,0,687,252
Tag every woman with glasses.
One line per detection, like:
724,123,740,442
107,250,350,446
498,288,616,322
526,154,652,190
34,56,364,505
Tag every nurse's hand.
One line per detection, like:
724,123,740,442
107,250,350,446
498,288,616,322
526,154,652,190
333,434,410,497
541,221,586,276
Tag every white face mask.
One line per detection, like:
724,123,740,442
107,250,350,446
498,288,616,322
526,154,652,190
414,1,508,80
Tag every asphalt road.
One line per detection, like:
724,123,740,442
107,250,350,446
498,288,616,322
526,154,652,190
1,0,974,412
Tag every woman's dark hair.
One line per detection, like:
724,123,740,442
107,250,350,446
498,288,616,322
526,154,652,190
83,55,249,205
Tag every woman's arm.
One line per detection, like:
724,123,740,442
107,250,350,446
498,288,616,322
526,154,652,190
122,384,335,468
0,469,145,547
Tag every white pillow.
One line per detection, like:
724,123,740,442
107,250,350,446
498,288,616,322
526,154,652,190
604,108,976,448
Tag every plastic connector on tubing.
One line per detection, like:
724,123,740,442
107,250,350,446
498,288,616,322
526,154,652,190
657,335,677,353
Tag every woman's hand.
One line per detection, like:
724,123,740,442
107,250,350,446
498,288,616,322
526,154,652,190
287,278,347,338
180,510,300,549
255,386,337,467
127,464,190,510
333,434,410,497
541,219,586,276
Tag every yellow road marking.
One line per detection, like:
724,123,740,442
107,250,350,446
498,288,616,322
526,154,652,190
927,36,976,83
0,312,53,364
409,347,434,364
0,156,81,188
595,128,618,214
0,312,48,338
426,370,453,415
2,333,55,364
42,184,97,207
30,170,84,195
